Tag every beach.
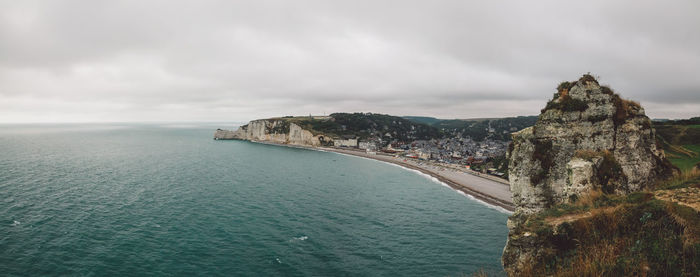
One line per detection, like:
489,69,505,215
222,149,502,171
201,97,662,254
321,147,514,212
251,141,514,212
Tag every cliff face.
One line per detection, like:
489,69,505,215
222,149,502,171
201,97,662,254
502,75,677,275
214,119,328,146
508,76,673,214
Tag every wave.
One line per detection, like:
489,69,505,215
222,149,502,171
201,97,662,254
289,235,308,242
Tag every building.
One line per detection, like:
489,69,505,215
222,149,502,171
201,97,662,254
334,138,358,148
359,141,377,150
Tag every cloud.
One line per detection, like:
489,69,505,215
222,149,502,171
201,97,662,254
1,0,699,122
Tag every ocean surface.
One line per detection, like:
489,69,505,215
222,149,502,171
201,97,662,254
0,124,509,276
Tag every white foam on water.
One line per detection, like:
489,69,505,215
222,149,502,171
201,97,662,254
288,235,309,242
275,258,282,264
455,190,512,214
11,220,20,226
395,165,512,215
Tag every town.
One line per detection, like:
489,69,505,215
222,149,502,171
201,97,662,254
332,133,511,179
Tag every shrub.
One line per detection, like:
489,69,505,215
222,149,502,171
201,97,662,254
560,96,589,112
531,169,546,185
507,141,515,157
557,81,575,93
597,150,625,193
542,92,589,113
579,73,599,84
270,120,291,134
612,94,641,126
572,149,627,193
530,140,554,185
601,85,615,95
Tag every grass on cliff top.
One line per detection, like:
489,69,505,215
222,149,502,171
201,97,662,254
657,168,700,190
542,74,642,124
513,171,700,277
666,144,700,172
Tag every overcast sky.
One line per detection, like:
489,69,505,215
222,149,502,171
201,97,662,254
1,0,699,123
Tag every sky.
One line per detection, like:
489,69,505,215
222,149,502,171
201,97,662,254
1,0,699,123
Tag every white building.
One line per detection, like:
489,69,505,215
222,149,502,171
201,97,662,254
334,138,358,148
359,141,377,150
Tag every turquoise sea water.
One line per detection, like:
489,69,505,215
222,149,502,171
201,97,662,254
0,124,509,276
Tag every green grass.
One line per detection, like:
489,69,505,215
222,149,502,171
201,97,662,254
657,167,700,190
667,144,700,172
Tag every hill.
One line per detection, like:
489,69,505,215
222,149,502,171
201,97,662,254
277,113,443,142
654,118,700,172
401,116,442,125
403,115,538,141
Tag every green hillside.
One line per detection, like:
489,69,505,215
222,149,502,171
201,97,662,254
401,116,442,125
406,116,538,141
654,117,700,172
280,113,442,141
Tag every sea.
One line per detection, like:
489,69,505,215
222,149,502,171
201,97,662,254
0,123,509,276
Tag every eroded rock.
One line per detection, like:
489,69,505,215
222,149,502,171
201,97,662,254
502,74,677,275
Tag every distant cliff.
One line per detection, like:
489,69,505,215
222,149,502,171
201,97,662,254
214,113,443,147
501,75,697,276
214,119,328,146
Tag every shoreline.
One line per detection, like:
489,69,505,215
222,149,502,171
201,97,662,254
242,140,514,212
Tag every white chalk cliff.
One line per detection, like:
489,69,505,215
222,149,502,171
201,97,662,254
214,119,329,146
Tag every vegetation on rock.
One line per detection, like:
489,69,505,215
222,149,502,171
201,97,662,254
530,139,554,185
505,172,700,276
542,90,589,113
267,120,290,134
612,94,642,126
573,149,627,194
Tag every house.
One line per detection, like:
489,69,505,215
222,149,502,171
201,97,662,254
418,150,431,160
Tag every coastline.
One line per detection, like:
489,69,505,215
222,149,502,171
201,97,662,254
243,140,515,212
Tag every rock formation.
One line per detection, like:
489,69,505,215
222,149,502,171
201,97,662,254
214,119,329,146
502,74,677,275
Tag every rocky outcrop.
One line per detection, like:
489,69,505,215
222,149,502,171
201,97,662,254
214,119,329,146
502,74,677,275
